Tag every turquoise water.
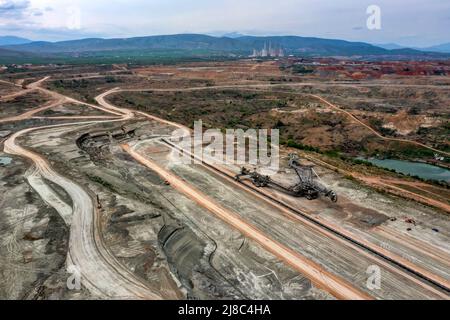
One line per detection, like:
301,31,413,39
365,158,450,183
0,156,12,165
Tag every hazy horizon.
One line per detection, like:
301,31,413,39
0,0,449,47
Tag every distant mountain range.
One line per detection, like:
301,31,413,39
0,34,448,63
0,36,32,46
375,43,408,50
376,42,450,53
422,43,450,53
216,32,248,39
0,47,37,59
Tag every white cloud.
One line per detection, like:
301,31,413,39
0,0,448,46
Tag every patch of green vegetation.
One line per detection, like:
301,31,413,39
87,174,117,193
282,137,446,186
292,65,314,74
275,120,286,128
383,144,436,159
285,139,321,153
105,76,117,83
323,150,340,158
352,158,374,167
379,127,397,136
344,175,356,181
0,50,242,65
277,100,288,108
443,122,450,134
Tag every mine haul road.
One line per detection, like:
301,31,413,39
5,82,370,300
100,85,449,299
2,76,449,300
109,83,450,157
121,143,373,300
160,138,450,297
4,123,163,300
1,79,161,299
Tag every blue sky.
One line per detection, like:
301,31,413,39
0,0,449,47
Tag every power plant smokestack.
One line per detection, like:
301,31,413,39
250,42,284,58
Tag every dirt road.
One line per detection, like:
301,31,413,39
0,96,67,123
3,76,447,300
160,138,450,297
121,143,373,300
1,77,161,299
100,85,450,209
100,85,450,296
105,83,449,156
311,94,450,157
302,153,450,214
4,123,162,299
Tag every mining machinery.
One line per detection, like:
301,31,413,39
235,154,338,202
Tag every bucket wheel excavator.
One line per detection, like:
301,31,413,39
235,154,338,202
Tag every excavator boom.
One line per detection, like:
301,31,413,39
235,154,338,202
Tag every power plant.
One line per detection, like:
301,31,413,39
250,42,285,58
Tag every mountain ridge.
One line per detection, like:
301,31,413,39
0,36,32,46
422,43,450,53
1,34,448,61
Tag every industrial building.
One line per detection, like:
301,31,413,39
251,42,285,58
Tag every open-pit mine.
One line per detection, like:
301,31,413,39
1,60,449,300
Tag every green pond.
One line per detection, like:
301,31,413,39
364,158,450,183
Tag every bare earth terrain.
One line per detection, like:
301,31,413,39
0,59,449,300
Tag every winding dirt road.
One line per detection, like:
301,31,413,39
0,97,67,124
158,137,450,298
2,76,448,300
121,143,373,300
2,77,161,299
311,94,450,157
100,85,450,298
106,83,449,156
102,84,450,211
4,122,162,300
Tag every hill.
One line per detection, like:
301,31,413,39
0,36,32,46
1,34,448,63
0,47,37,58
423,43,450,53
